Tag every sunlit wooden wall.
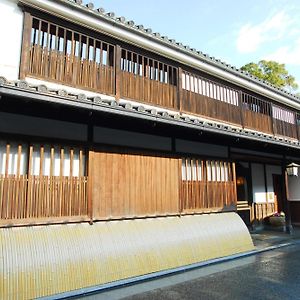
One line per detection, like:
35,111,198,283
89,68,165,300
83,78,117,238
89,151,180,219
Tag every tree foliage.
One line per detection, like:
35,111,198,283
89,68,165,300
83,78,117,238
241,60,298,92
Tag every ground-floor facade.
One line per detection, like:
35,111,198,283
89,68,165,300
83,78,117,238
0,82,300,298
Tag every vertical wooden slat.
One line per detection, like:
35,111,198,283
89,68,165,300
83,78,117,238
87,151,94,222
5,144,10,177
115,45,121,100
27,146,33,218
59,148,64,216
232,162,237,205
3,143,10,219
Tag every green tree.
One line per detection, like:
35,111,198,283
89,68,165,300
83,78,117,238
241,60,298,93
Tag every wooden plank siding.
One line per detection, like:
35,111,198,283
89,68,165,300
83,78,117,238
89,152,237,220
181,71,242,126
27,17,115,95
241,93,273,134
120,49,177,109
89,151,180,219
0,142,238,225
272,104,298,139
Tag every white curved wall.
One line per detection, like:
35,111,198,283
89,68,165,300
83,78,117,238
0,0,23,80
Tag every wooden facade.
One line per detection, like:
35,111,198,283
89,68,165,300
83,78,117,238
0,143,88,225
20,12,300,143
1,3,298,229
0,144,237,225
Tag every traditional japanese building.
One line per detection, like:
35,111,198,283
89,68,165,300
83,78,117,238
1,0,300,298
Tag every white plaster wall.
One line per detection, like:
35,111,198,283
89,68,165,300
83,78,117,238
251,163,266,203
0,0,23,80
288,176,300,201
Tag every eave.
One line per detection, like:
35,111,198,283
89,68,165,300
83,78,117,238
1,78,300,151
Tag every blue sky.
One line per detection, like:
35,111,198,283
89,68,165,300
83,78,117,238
91,0,300,92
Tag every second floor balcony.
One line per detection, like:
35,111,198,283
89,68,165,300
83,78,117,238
20,13,300,143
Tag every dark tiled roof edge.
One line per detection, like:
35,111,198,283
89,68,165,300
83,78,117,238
0,76,299,150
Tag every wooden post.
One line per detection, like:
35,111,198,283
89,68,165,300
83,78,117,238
282,158,293,234
87,150,94,223
294,112,299,141
115,45,122,100
238,91,244,128
177,67,183,112
19,11,32,79
270,103,276,137
232,162,237,206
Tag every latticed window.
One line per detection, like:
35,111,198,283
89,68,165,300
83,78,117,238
181,158,236,211
182,71,239,106
0,141,87,221
24,15,115,94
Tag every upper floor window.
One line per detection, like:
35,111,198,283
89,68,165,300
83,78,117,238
121,48,177,86
24,15,115,95
241,93,271,116
182,71,239,106
272,105,296,124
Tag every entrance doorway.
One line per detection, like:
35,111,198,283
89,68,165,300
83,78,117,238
235,163,252,226
273,174,283,213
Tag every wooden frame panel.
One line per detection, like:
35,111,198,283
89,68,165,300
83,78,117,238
120,48,177,109
90,151,180,220
24,14,115,95
180,158,237,213
0,142,88,226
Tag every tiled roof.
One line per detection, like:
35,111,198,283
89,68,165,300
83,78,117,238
54,0,300,104
1,76,299,150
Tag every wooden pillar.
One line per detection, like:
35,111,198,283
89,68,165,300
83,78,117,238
282,158,293,234
232,162,237,205
115,45,122,100
19,11,32,79
270,103,276,137
177,67,183,112
238,91,244,128
87,150,94,223
86,111,94,223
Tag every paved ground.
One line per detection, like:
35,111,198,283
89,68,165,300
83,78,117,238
122,244,300,300
76,228,300,300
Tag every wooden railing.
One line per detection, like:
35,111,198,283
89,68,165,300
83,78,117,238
121,71,177,109
181,91,241,125
22,14,300,143
242,110,273,134
29,45,115,95
253,202,277,222
0,175,88,222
